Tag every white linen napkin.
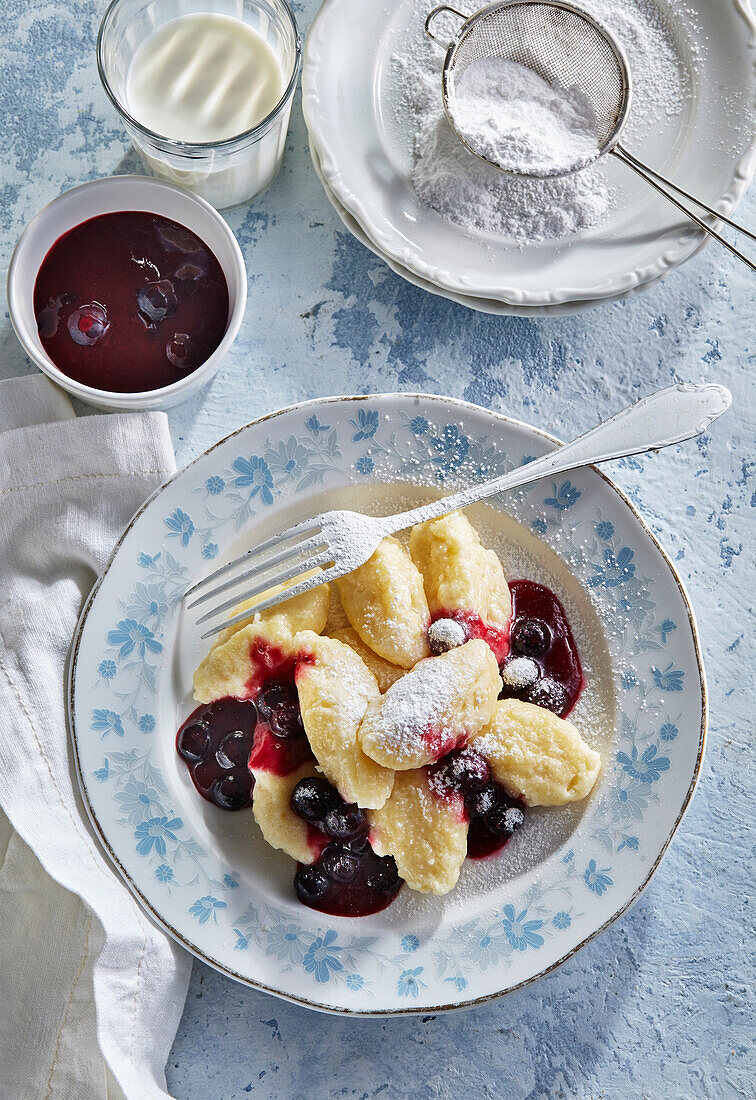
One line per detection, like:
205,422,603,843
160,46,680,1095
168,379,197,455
0,375,191,1100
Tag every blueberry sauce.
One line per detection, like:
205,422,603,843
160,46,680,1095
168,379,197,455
177,697,257,810
177,638,316,807
248,678,315,777
501,580,584,717
291,776,403,916
34,212,229,393
428,747,525,859
431,609,510,663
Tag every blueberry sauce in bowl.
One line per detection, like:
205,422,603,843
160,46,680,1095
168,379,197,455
33,211,229,393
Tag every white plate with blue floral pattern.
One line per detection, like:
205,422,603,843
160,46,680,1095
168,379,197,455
69,394,705,1013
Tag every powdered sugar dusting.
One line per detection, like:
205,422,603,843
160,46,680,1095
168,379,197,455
365,654,460,762
451,57,600,175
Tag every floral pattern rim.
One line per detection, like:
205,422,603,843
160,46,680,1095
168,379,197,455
68,394,706,1014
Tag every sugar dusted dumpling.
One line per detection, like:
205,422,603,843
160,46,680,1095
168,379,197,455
471,698,601,806
338,536,430,668
193,619,298,704
252,762,322,865
295,631,395,810
211,571,330,650
369,769,468,894
358,639,501,771
329,624,406,693
410,511,512,631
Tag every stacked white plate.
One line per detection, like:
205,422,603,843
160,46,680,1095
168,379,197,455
303,0,756,315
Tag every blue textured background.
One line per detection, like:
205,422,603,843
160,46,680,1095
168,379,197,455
2,0,754,1095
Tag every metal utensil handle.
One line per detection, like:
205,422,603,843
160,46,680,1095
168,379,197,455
425,4,468,47
381,383,732,533
613,145,756,273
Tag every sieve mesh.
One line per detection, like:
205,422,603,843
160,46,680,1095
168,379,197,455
441,1,631,176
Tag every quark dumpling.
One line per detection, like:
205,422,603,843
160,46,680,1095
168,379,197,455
338,536,430,668
295,631,395,810
358,639,501,770
369,768,468,894
193,619,299,703
252,762,322,865
210,572,330,650
471,698,601,806
410,511,512,631
328,624,406,693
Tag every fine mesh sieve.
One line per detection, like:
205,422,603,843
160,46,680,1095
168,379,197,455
425,1,756,269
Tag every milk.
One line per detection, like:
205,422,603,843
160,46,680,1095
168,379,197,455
126,13,284,144
122,11,293,209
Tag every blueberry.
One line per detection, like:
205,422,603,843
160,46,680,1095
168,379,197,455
469,784,497,818
499,656,540,692
210,771,251,810
484,800,524,838
443,748,490,795
526,677,568,714
174,258,208,283
290,777,339,823
177,720,210,763
323,804,367,842
257,681,304,741
36,297,67,339
67,302,110,346
294,865,330,903
165,333,199,371
215,730,249,770
366,856,400,891
157,224,202,253
137,279,177,324
321,846,360,883
427,618,467,655
511,617,551,658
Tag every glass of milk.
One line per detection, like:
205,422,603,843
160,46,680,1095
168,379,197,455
98,0,301,210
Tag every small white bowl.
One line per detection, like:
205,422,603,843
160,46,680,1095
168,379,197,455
7,175,247,411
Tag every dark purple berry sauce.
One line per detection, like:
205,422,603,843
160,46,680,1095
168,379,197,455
428,746,525,859
34,212,229,393
500,580,584,718
177,697,257,811
290,776,403,916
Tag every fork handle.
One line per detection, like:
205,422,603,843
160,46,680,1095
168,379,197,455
381,383,731,533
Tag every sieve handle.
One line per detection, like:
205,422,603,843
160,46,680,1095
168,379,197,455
425,5,468,47
613,145,756,274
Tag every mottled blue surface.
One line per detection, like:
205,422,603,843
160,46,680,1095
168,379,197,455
1,0,754,1096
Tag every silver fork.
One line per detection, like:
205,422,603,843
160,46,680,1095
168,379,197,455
186,383,731,639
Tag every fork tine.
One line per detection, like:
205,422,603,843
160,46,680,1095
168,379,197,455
200,565,340,640
183,520,322,598
194,551,335,626
186,534,327,609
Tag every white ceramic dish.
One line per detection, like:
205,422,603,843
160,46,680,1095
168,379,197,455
69,393,705,1014
7,175,247,411
308,139,674,316
303,0,756,309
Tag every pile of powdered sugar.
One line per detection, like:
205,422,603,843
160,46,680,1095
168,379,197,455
451,57,600,175
394,0,694,242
